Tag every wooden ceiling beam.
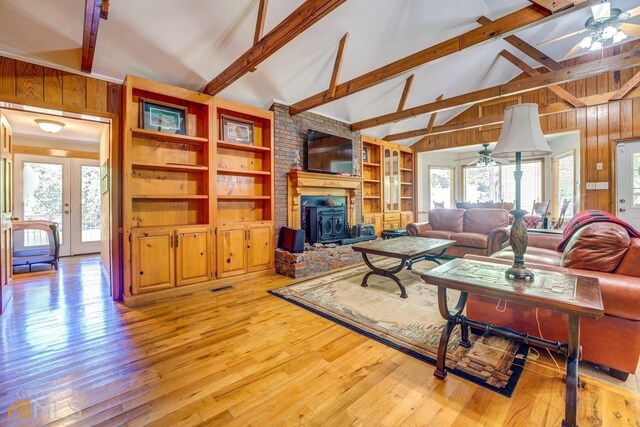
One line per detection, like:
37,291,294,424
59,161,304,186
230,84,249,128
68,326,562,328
609,69,640,100
288,1,598,115
499,50,585,107
396,74,415,112
426,94,443,134
411,87,640,140
478,16,564,71
81,0,108,73
350,42,640,131
254,0,269,45
203,0,347,95
327,33,349,100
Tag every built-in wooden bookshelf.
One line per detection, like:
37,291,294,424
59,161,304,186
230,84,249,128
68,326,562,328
213,98,274,278
361,136,383,235
360,136,415,233
123,76,275,302
123,76,214,297
400,147,415,218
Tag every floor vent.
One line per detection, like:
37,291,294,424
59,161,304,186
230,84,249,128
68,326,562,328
210,285,234,293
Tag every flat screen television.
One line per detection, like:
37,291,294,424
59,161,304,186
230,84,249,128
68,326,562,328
306,130,353,174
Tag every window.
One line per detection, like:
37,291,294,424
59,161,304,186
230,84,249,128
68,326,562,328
463,160,543,213
552,151,575,218
429,167,453,208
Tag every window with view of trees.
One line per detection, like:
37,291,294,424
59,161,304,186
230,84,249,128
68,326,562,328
429,167,453,208
552,151,575,219
463,160,542,213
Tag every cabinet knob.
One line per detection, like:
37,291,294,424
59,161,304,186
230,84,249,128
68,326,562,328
139,271,144,275
226,257,231,264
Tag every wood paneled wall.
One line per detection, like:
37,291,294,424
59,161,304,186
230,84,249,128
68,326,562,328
0,55,123,299
413,41,640,213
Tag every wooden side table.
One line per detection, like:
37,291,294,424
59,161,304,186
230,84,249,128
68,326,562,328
422,258,603,427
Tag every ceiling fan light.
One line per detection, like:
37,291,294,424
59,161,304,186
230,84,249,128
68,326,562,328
602,25,617,39
35,119,65,133
613,30,627,43
591,2,611,21
579,36,593,49
590,40,603,50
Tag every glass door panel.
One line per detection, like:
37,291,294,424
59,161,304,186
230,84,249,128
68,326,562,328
15,156,71,257
71,159,101,254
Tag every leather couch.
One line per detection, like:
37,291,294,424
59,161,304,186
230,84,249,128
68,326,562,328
406,208,509,257
465,222,640,380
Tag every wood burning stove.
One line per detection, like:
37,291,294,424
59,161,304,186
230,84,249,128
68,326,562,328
305,205,348,244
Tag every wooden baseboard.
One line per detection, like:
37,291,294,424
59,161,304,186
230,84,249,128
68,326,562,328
122,268,275,307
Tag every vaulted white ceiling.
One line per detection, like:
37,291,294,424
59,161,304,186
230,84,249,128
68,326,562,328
0,0,638,145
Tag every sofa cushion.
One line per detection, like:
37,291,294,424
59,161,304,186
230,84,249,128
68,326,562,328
615,238,640,278
493,247,563,266
561,222,630,272
419,230,454,240
463,209,509,234
428,209,465,233
451,232,488,249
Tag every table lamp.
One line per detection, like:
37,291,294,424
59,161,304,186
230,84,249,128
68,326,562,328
492,103,552,280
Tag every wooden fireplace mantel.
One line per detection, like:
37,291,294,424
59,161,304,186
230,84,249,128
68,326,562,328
287,170,362,229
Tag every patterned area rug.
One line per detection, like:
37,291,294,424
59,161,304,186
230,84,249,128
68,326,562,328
270,260,528,397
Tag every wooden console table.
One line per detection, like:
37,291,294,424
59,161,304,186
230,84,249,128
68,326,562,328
422,258,603,427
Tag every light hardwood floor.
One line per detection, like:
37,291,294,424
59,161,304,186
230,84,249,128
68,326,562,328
0,255,638,426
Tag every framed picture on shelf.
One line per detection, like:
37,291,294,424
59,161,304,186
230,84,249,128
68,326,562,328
362,146,369,163
140,99,187,135
221,115,254,144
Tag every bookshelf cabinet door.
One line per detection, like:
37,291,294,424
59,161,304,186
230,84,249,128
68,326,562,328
176,227,210,286
217,226,247,278
247,223,273,272
131,229,175,294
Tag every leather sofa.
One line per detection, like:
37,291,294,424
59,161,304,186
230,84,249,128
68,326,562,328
406,208,509,257
465,222,640,380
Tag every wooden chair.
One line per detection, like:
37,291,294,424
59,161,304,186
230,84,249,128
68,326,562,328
531,200,550,217
555,199,571,229
433,201,445,209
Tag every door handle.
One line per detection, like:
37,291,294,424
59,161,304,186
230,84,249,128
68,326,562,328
620,208,626,212
620,199,626,204
10,216,19,221
64,210,70,214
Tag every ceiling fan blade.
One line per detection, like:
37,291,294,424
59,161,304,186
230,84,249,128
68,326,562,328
493,158,509,165
626,5,640,18
537,28,587,47
620,23,640,37
564,41,585,59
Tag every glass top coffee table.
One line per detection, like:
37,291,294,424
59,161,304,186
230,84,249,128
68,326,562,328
351,236,455,298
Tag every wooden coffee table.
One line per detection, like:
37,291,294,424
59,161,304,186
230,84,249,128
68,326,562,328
352,236,455,298
422,258,604,427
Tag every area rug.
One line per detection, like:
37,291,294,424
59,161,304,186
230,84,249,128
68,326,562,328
269,260,528,397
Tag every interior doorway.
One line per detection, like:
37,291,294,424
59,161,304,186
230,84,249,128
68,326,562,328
0,108,111,284
14,155,101,256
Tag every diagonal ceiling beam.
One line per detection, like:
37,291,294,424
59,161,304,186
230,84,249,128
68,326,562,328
254,0,269,45
327,33,349,99
350,42,640,131
203,0,347,95
396,74,415,112
81,0,109,73
609,70,640,101
477,16,564,72
288,1,597,115
498,50,585,107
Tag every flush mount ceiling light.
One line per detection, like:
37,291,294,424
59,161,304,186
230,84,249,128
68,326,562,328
35,119,65,133
538,1,640,58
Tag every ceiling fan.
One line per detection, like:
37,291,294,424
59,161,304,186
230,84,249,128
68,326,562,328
538,1,640,58
466,144,508,167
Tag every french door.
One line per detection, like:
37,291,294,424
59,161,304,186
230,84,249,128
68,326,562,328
14,155,101,256
616,141,640,229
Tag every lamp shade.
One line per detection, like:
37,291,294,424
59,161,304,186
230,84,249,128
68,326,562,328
492,103,552,158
